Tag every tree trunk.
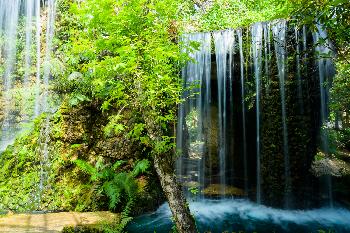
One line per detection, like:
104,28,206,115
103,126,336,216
153,152,197,233
144,112,197,233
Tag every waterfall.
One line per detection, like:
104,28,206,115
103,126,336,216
295,27,304,114
0,0,56,153
313,24,335,207
237,29,248,194
38,0,57,208
37,115,52,207
42,0,56,113
2,0,20,91
263,23,271,94
203,34,212,189
0,0,20,152
24,0,35,86
272,20,291,208
213,30,235,196
0,0,57,208
22,0,36,124
177,21,335,209
34,0,42,117
176,32,211,197
251,22,263,203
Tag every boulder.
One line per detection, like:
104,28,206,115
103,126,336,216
202,184,244,197
311,158,350,177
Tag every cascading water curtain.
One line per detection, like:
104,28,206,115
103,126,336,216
272,20,291,208
0,0,21,152
251,22,263,204
213,29,235,196
0,0,57,152
177,20,336,209
313,24,336,208
176,32,211,199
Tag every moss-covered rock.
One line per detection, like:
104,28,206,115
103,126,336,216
311,152,350,177
0,101,164,214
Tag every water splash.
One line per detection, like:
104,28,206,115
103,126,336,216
129,199,350,233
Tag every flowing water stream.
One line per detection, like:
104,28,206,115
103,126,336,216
129,199,350,233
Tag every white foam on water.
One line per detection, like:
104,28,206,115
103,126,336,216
132,199,350,232
190,199,350,226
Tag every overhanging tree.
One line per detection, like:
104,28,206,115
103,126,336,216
56,0,197,232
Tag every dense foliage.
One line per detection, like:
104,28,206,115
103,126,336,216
0,0,350,232
184,0,293,31
56,0,193,160
289,0,350,59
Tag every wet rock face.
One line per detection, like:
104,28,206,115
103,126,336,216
55,103,144,160
58,104,92,144
94,136,141,160
202,184,244,197
49,102,164,213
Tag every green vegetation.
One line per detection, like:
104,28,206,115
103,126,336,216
183,0,293,31
0,118,42,211
292,0,350,157
0,0,349,232
0,103,161,214
75,158,150,229
55,0,190,158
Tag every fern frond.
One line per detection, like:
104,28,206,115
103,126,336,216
101,168,114,180
125,176,138,197
95,157,108,171
132,159,150,177
103,181,122,210
112,160,126,171
114,172,129,188
75,159,98,180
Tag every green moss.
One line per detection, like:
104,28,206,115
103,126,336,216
0,119,42,211
0,101,163,214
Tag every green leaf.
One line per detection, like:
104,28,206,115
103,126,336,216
132,159,150,177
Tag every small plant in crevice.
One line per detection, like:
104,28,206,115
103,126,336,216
75,157,150,231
